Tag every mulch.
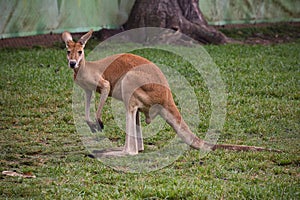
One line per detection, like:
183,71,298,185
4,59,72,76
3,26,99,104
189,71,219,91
0,23,299,48
0,32,83,49
216,22,300,45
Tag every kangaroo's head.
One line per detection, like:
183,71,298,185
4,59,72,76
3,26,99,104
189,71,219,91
62,30,93,69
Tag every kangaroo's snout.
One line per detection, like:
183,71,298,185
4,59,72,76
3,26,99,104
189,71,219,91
69,60,77,68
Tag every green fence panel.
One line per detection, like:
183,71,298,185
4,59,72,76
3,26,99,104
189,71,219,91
0,0,135,38
199,0,300,25
1,0,299,38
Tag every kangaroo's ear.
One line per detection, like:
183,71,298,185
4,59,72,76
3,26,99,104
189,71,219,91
78,29,93,47
62,31,73,48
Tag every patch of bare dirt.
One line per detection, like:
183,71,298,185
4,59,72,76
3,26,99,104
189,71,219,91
0,22,299,48
0,33,83,49
217,22,300,45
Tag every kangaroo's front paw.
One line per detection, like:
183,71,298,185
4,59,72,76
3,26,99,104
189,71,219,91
96,118,104,131
86,121,98,133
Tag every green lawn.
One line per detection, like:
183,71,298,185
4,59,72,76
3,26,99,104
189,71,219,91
0,39,299,199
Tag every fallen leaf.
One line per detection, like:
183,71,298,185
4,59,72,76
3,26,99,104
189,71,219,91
2,171,36,178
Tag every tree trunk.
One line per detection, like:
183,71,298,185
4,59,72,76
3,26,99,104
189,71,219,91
122,0,231,44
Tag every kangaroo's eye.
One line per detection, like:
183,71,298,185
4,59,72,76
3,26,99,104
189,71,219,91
67,50,71,55
78,51,82,55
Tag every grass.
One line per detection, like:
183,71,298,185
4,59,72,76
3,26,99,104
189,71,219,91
0,38,299,199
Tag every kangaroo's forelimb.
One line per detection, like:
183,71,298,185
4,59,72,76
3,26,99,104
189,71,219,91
84,89,103,132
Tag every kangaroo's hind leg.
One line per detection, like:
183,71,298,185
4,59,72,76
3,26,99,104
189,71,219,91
124,106,139,155
136,111,144,152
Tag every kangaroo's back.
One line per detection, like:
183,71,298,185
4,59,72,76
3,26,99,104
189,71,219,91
102,53,165,91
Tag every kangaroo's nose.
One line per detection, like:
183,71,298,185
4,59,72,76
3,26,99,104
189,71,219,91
69,61,76,68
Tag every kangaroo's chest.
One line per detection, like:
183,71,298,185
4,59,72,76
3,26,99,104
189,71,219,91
74,70,100,91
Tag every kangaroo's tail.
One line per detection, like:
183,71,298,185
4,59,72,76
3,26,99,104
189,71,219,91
159,101,208,150
160,101,282,153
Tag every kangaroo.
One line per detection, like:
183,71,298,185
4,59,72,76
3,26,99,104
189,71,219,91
62,30,280,155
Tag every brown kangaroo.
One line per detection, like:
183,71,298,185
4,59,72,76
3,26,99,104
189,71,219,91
62,30,281,155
